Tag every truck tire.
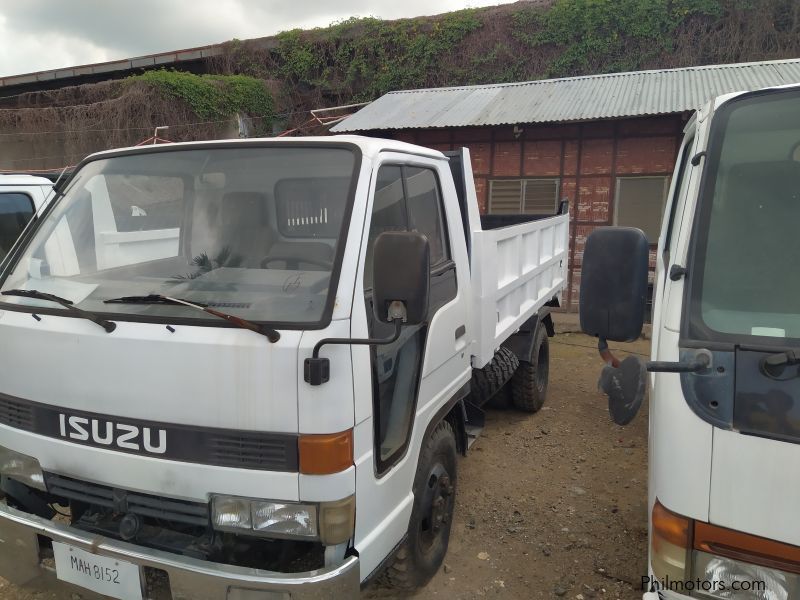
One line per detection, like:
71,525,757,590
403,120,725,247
382,420,458,590
471,346,519,406
511,326,549,413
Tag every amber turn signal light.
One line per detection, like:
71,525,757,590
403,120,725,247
652,499,691,548
299,430,353,475
694,521,800,575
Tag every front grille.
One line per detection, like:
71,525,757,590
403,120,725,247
45,473,209,527
0,395,34,431
208,432,294,470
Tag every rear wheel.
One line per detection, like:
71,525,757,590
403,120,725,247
511,327,550,413
382,421,458,590
471,346,519,406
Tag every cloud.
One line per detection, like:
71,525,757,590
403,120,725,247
0,0,515,77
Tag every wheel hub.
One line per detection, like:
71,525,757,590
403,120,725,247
419,463,454,548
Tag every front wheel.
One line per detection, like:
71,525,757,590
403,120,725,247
511,326,550,413
382,421,458,590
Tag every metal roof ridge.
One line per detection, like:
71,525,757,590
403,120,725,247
384,57,800,95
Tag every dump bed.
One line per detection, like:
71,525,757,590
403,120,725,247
445,149,569,368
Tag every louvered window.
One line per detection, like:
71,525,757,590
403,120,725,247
489,179,559,214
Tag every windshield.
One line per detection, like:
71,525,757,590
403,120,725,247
687,89,800,345
0,145,358,327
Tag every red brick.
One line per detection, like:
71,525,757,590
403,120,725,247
416,129,451,144
616,136,677,174
618,116,680,136
577,177,612,223
573,224,602,266
528,124,580,139
492,141,522,176
452,127,492,143
393,131,417,144
427,143,452,152
561,178,578,221
523,140,562,176
474,177,488,214
564,140,579,176
582,121,615,138
580,138,614,175
493,127,523,142
464,142,491,176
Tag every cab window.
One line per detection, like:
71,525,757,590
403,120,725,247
0,192,35,261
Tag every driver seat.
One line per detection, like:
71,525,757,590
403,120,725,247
263,241,334,271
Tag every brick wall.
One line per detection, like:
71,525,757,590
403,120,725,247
386,115,686,309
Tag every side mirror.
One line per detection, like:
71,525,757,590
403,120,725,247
372,231,430,326
579,227,649,342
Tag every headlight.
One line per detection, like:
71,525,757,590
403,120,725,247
211,495,354,545
252,501,317,538
212,496,318,540
212,496,253,530
693,551,796,599
0,446,46,491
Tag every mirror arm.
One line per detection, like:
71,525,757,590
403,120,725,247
304,320,404,386
647,350,711,373
597,338,621,368
312,319,403,359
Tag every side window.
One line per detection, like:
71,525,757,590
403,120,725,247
364,166,405,290
405,167,450,267
663,134,695,264
0,192,35,261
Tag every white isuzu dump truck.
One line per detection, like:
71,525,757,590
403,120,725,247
0,136,568,599
579,84,800,599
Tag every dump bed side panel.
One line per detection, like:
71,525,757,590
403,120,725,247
471,213,569,367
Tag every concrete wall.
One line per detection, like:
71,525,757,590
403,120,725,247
383,115,687,309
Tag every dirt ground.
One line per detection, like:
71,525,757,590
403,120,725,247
1,322,651,600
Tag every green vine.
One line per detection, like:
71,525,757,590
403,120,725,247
272,10,482,100
512,0,722,76
127,70,275,132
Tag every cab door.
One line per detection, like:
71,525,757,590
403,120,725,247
352,154,472,579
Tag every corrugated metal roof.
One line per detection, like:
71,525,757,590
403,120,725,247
333,58,800,132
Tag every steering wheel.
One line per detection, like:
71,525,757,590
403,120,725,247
261,255,333,270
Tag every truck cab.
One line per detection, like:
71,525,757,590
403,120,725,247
0,137,567,599
580,85,800,598
0,174,52,262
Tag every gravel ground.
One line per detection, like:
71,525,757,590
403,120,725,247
1,325,650,600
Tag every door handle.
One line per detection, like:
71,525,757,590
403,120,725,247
455,325,466,340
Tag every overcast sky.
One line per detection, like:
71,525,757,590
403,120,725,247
0,1,516,77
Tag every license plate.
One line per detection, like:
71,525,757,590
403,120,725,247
53,542,143,600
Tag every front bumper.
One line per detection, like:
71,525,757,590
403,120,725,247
0,502,360,600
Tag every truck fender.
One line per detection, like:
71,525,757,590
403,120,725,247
422,381,471,456
503,302,556,364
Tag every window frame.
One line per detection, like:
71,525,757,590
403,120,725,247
613,175,670,244
0,190,36,261
0,141,364,332
488,177,561,215
682,87,800,350
363,163,454,291
364,160,457,476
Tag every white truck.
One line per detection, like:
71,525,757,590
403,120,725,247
579,84,800,599
0,136,568,599
0,174,53,264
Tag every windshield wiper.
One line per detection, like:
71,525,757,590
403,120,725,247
103,294,280,343
1,289,116,333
